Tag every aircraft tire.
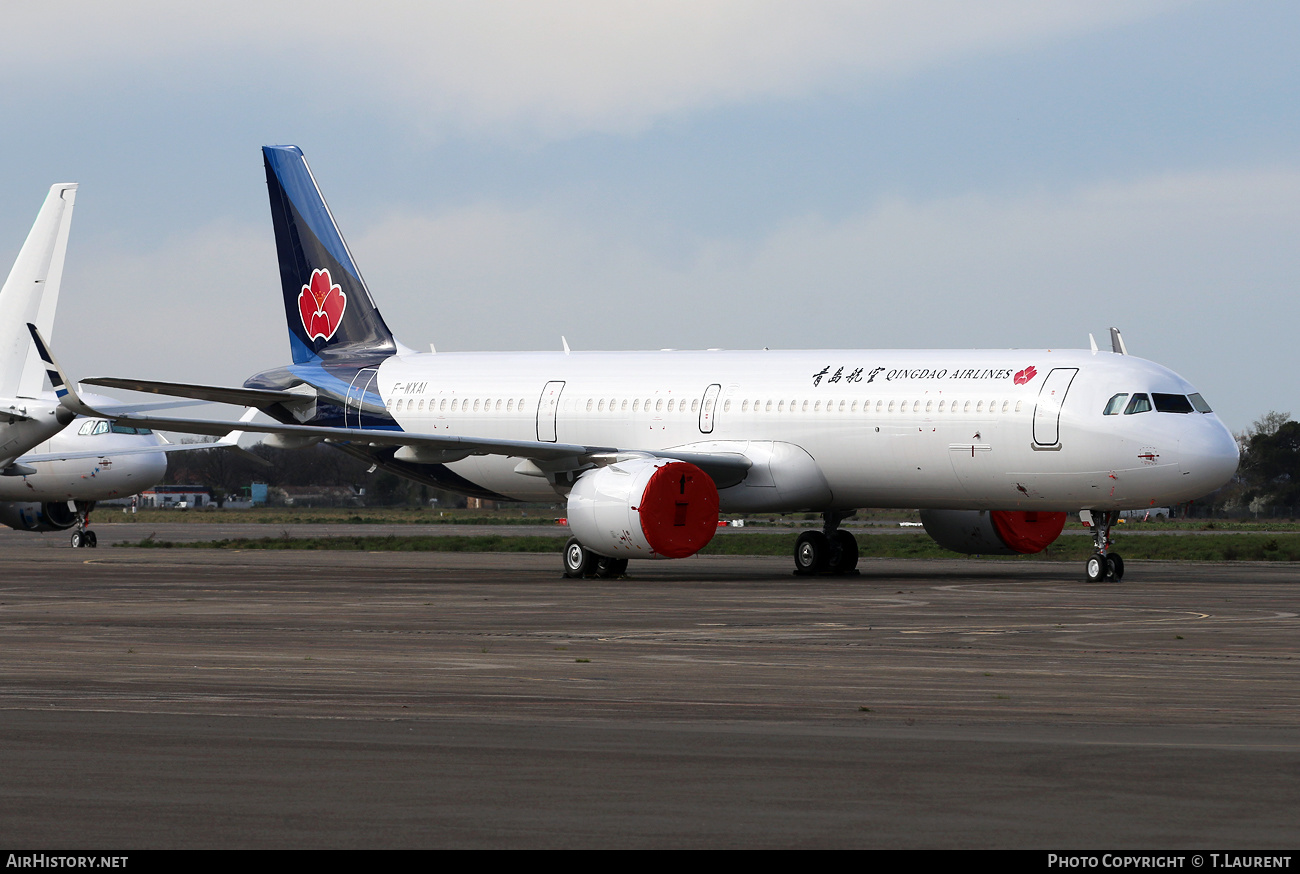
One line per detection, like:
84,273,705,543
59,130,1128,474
70,531,83,549
794,531,830,576
1106,553,1124,582
827,530,859,574
1085,552,1107,583
595,557,629,578
563,537,599,578
86,531,97,548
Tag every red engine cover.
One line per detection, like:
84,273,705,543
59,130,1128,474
636,462,720,558
989,510,1067,554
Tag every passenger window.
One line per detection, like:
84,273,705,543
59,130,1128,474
1124,394,1152,414
1103,394,1128,415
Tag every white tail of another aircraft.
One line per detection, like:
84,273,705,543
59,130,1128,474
0,183,77,399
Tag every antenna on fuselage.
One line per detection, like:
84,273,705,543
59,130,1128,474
562,336,571,355
1089,333,1098,353
1109,327,1128,355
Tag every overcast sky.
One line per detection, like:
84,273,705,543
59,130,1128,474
0,1,1295,433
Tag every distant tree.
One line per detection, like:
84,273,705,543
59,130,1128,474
1240,418,1300,510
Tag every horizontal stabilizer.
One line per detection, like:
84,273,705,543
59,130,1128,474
81,377,312,410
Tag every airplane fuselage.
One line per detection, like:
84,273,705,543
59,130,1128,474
287,346,1237,513
0,404,168,502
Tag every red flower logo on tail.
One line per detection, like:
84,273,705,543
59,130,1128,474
298,268,347,342
1013,365,1038,385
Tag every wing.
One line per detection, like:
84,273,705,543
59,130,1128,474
30,325,751,486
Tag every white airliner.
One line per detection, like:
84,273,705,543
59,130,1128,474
1,184,245,546
48,145,1239,578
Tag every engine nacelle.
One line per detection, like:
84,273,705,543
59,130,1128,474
568,458,719,559
0,500,81,532
919,509,1067,555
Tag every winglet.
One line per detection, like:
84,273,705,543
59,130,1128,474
26,322,99,417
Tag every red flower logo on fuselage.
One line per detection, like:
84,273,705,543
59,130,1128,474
1013,365,1038,385
298,268,347,342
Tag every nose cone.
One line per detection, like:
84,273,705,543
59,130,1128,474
140,449,168,485
1180,417,1239,498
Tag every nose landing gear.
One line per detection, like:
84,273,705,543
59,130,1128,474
69,502,97,548
1083,510,1122,582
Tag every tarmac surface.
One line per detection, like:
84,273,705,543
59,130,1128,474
1,530,1298,848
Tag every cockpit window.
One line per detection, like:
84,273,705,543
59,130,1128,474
1124,394,1152,414
110,423,149,434
1103,394,1129,416
1153,393,1195,414
1188,393,1213,413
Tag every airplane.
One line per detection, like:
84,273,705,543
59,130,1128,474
0,184,247,547
49,144,1239,579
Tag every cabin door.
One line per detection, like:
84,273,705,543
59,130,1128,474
1033,368,1079,446
537,381,565,442
345,367,378,429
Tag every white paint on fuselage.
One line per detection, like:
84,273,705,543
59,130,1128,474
376,348,1238,512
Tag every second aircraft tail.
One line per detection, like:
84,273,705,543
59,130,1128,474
0,183,77,399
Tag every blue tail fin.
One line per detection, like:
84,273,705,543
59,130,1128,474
263,145,398,365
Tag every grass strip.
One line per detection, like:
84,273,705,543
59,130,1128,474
117,531,1300,561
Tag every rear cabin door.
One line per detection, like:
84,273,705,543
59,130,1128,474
345,368,378,429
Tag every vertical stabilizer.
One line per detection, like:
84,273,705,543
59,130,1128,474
0,184,77,398
262,146,398,365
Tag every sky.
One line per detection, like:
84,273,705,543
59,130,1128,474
0,0,1295,434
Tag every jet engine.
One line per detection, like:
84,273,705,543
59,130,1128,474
567,458,719,559
919,509,1067,555
0,500,81,532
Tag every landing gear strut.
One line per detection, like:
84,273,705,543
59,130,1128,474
793,510,859,576
69,501,97,549
1083,510,1122,582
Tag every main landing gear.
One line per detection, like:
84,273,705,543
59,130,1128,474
69,502,97,549
1083,510,1122,582
793,510,859,576
562,537,628,579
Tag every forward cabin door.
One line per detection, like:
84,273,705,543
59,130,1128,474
1033,367,1079,447
537,380,565,442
